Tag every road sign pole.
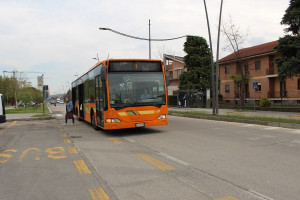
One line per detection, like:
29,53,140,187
254,89,256,112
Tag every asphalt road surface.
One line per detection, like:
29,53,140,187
1,104,299,200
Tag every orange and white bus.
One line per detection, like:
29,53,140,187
71,59,168,130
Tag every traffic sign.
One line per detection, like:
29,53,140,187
253,82,258,89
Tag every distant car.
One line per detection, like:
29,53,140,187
59,100,64,104
50,99,56,104
18,101,35,107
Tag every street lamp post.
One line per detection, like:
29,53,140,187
99,22,187,59
202,0,223,115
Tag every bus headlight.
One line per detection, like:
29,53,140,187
106,118,122,123
157,114,167,120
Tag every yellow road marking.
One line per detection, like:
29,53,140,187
107,137,123,144
89,187,110,200
64,139,71,143
19,148,40,162
215,196,238,200
61,133,67,138
0,121,17,135
0,149,18,164
46,147,67,159
68,147,78,154
136,153,175,171
73,160,91,174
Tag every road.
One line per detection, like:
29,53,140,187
0,104,299,200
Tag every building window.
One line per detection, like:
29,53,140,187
298,78,300,90
257,82,261,91
255,60,261,70
225,84,230,93
178,69,182,78
244,63,249,74
225,66,230,74
166,60,173,66
169,71,173,79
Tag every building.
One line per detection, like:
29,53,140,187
219,41,300,105
163,54,185,96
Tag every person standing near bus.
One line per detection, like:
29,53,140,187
65,97,74,125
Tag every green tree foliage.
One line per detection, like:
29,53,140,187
259,98,271,108
274,0,300,81
179,36,212,91
0,76,15,103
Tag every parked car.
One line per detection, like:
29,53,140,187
18,101,35,107
59,100,64,104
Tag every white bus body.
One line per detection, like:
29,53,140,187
0,94,6,123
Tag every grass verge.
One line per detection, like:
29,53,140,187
169,110,300,124
6,104,50,114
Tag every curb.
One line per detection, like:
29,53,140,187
6,116,55,122
169,113,300,129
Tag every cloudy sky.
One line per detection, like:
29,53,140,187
0,0,290,95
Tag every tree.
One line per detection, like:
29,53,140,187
222,17,249,109
274,0,300,81
179,36,212,91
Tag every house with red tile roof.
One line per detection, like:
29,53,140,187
163,54,186,96
219,41,300,105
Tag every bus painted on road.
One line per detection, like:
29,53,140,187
0,93,6,123
71,59,168,130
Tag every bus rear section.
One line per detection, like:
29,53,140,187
0,94,6,123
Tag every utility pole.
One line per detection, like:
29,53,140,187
149,19,151,59
202,0,223,115
215,0,224,115
203,0,216,114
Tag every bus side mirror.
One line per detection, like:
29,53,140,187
166,75,170,86
101,66,107,81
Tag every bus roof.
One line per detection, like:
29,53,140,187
74,58,163,84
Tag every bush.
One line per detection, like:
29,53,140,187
259,98,271,107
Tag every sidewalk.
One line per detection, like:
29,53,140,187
168,107,300,129
169,107,300,120
5,113,54,122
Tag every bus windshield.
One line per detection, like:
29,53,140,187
108,72,166,109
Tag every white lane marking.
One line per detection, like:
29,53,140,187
240,124,254,127
263,127,279,130
291,130,300,135
122,137,136,143
247,190,275,200
48,106,53,113
261,135,275,138
291,140,300,144
247,137,260,140
56,114,63,117
159,152,189,166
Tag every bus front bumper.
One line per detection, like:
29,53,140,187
104,119,168,130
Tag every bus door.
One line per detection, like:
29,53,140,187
78,83,84,119
95,76,104,127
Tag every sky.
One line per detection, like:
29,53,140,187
0,0,290,95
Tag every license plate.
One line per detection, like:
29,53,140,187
135,123,145,127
